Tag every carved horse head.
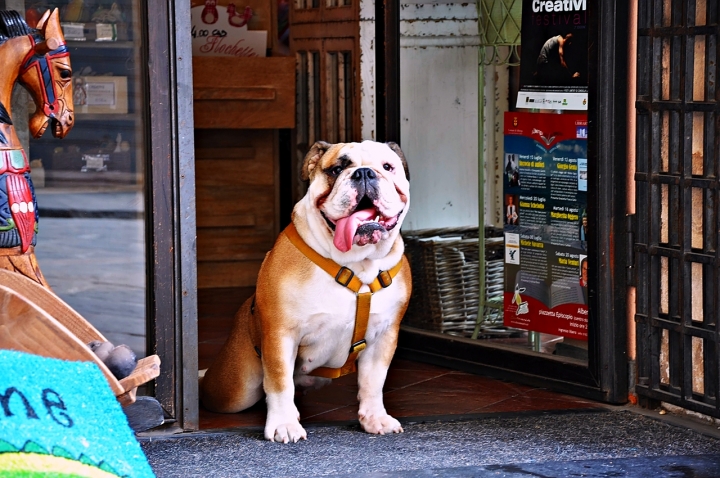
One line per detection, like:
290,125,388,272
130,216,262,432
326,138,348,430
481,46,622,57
16,9,74,139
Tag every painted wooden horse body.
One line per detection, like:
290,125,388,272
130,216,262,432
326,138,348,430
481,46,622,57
0,9,73,285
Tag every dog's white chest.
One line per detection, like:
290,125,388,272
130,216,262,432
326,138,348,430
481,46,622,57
289,271,400,372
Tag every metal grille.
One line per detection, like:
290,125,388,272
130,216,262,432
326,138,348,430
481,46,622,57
634,0,720,417
478,0,521,64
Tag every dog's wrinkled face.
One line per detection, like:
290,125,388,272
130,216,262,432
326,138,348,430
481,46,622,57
301,140,410,253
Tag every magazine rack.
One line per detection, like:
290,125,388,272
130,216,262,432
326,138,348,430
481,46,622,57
0,268,160,407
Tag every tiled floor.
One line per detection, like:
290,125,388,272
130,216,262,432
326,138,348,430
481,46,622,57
198,288,601,431
199,358,602,430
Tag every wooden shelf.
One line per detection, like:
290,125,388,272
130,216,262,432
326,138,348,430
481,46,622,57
67,40,135,49
74,113,140,123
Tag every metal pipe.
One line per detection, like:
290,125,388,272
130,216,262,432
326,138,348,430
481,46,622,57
472,35,487,340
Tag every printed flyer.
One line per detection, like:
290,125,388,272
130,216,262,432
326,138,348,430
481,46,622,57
503,112,589,340
516,0,589,110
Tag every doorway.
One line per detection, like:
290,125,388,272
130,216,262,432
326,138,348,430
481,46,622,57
190,0,631,433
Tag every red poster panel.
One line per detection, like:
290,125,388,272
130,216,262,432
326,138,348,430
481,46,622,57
503,112,588,340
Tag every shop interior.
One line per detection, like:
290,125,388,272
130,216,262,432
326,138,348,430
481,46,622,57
15,0,597,430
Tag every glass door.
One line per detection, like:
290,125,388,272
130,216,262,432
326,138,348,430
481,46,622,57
1,0,197,430
392,0,629,402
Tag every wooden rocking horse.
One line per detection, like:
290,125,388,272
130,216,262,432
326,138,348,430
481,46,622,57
0,9,72,284
0,10,161,416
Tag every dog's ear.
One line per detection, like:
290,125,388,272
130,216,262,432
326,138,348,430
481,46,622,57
302,141,333,181
386,142,410,180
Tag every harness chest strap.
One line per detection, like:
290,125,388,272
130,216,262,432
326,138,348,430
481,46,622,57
275,223,403,379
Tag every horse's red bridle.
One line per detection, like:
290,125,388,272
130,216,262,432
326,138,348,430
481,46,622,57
19,36,70,119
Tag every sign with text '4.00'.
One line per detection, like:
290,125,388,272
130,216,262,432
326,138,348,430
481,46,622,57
191,2,267,58
503,112,588,340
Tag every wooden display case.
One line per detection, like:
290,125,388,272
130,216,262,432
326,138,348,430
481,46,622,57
193,56,295,129
192,56,296,291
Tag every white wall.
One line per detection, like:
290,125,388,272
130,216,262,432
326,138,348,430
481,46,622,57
398,0,480,231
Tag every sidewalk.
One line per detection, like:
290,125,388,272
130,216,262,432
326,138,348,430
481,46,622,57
33,189,146,356
139,407,720,477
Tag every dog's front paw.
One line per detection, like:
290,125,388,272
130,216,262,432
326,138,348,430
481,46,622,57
264,419,307,443
358,412,404,435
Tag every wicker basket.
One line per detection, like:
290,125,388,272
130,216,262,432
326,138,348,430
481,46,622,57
403,226,505,337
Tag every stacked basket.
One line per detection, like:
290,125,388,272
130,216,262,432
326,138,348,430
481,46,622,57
403,226,505,337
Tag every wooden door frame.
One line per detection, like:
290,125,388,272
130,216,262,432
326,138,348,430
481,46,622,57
145,0,199,431
375,0,400,143
390,0,630,404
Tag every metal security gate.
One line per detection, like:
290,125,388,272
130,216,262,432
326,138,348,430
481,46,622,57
634,0,720,417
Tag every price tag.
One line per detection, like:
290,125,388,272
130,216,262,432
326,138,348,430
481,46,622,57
60,22,85,41
82,154,109,172
95,23,117,41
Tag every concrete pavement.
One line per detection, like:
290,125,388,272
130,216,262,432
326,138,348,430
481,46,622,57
139,408,720,477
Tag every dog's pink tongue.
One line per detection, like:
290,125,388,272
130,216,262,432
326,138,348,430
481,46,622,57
333,209,376,252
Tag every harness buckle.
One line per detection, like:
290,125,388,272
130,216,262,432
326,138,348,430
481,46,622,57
350,339,366,353
377,270,393,288
335,267,355,287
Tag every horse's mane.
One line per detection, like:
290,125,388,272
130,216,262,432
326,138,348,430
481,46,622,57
0,11,34,133
0,11,34,43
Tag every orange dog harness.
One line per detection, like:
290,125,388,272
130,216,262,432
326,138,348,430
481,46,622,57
253,223,403,379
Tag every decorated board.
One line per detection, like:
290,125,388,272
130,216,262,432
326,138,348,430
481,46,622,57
0,350,154,477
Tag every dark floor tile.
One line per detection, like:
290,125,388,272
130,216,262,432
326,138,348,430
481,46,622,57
475,394,601,414
197,359,602,430
521,387,598,405
199,403,265,429
383,368,453,391
386,358,452,373
390,371,529,398
363,372,525,417
301,406,358,423
298,377,359,409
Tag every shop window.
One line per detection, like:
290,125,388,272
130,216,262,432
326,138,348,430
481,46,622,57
400,0,591,361
16,1,148,359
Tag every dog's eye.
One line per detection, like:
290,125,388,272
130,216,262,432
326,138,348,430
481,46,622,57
330,165,344,177
383,163,393,172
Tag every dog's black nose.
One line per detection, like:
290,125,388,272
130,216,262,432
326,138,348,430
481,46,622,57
352,168,376,181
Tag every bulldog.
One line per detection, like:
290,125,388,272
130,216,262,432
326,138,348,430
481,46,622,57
200,140,412,443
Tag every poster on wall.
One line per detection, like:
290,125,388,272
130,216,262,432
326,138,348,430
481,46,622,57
516,0,589,110
190,1,267,58
503,112,589,340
